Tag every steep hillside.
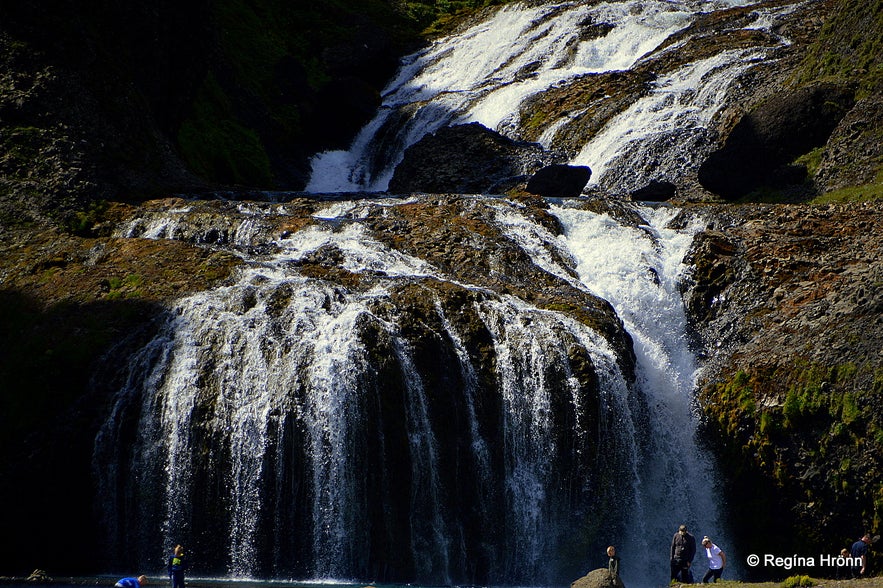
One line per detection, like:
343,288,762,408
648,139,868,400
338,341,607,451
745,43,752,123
681,202,883,576
0,0,505,230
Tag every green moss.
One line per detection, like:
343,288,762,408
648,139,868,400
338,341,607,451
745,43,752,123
793,147,825,177
177,73,273,186
103,274,145,300
840,392,861,424
65,200,109,236
795,0,883,96
706,370,756,439
405,0,518,34
759,411,780,435
811,178,883,204
781,575,814,588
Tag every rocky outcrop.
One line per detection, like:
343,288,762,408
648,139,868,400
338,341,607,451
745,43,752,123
526,165,592,198
630,180,676,202
679,201,883,574
697,82,855,199
571,568,625,588
388,123,563,194
814,94,883,193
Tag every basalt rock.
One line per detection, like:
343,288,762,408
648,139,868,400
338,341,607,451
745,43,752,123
630,180,676,202
680,201,883,576
697,82,856,199
814,94,883,192
571,568,625,588
525,164,592,198
387,123,563,195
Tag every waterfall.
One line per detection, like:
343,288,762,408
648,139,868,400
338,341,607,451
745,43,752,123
570,49,766,192
553,203,723,584
91,0,788,581
96,197,657,585
491,201,726,586
93,194,719,586
305,0,795,194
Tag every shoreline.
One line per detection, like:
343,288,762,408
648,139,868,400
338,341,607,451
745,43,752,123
1,577,880,588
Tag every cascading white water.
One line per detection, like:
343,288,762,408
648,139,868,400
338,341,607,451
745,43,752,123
99,197,669,585
554,203,724,584
305,0,791,194
491,200,727,586
570,49,766,191
91,1,803,581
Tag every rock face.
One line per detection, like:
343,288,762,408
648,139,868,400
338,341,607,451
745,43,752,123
388,123,561,194
697,83,855,199
571,568,625,588
630,180,676,202
679,201,883,575
814,94,883,192
525,165,592,198
0,0,418,227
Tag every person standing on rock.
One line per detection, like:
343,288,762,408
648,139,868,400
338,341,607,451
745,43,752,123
607,545,621,579
167,544,188,588
700,536,726,583
670,524,696,583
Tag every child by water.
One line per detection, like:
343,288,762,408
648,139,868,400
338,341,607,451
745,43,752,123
115,576,147,588
608,545,620,578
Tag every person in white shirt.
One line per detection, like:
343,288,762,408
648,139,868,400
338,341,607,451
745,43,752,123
701,536,726,583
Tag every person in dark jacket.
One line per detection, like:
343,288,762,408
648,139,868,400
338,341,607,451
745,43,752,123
850,534,871,577
671,524,697,583
167,544,188,588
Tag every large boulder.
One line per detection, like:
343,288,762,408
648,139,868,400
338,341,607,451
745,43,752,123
571,568,625,588
525,164,592,198
388,122,560,194
630,179,676,202
697,82,855,200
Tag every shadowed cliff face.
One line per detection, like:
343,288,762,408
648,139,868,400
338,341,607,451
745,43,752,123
0,0,418,228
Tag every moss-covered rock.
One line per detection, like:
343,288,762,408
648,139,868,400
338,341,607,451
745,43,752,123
682,202,883,575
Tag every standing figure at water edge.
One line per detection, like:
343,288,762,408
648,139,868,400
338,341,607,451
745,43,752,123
608,545,621,579
671,524,696,583
168,544,187,588
700,537,726,583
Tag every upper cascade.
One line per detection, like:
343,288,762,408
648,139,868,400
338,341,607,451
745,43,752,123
305,0,799,195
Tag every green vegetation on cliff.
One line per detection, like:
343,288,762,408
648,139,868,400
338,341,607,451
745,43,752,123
796,0,883,96
172,0,521,188
702,361,883,555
